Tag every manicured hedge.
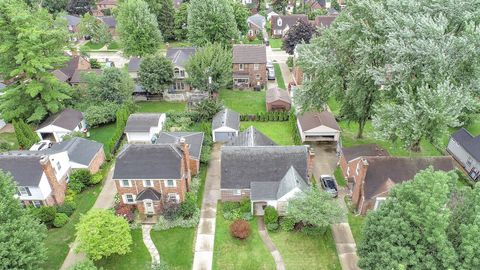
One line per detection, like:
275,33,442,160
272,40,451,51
240,111,290,122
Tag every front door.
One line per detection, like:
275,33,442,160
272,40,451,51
144,200,155,215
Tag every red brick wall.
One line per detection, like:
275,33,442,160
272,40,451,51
40,157,67,205
221,189,251,201
190,158,200,176
339,154,348,178
115,178,188,203
266,100,291,112
233,63,267,88
347,158,369,213
88,148,105,174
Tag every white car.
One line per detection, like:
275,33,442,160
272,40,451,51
29,140,52,151
266,60,273,69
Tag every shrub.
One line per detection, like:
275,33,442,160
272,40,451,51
239,198,251,213
153,210,200,230
264,206,278,225
32,206,57,225
162,202,180,220
57,201,77,217
71,169,93,186
287,56,294,68
53,213,70,228
241,212,253,221
90,173,104,185
84,102,120,127
90,59,101,69
266,223,279,231
68,260,98,270
115,203,135,223
151,261,170,270
223,201,240,213
180,192,197,218
230,219,251,240
65,189,77,203
68,178,85,194
280,217,295,231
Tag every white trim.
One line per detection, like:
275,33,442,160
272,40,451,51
233,189,241,195
165,179,176,188
167,193,179,203
123,193,136,204
144,199,155,214
143,179,153,187
120,179,131,187
374,197,386,210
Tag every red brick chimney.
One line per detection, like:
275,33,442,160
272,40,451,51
351,158,369,210
39,155,66,205
179,137,192,190
307,146,315,179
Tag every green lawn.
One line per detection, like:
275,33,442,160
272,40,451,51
240,121,294,145
348,213,365,245
273,63,285,89
213,204,275,270
334,167,347,187
150,228,196,270
327,96,341,115
107,41,120,50
96,229,151,270
89,123,116,153
136,101,186,113
81,41,106,51
269,229,341,270
240,37,263,44
41,184,103,270
196,164,207,207
219,89,266,114
0,132,18,151
269,38,283,49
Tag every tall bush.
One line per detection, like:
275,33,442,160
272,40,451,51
230,219,251,240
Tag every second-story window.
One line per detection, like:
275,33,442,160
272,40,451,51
239,64,244,71
121,180,131,187
56,161,62,172
144,180,153,187
166,179,176,187
18,187,30,196
254,64,259,70
174,68,180,77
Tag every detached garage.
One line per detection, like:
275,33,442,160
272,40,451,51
297,111,340,143
212,109,240,142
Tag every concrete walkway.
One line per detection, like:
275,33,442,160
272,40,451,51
192,144,221,270
278,63,294,86
142,225,160,265
60,165,116,270
257,217,286,270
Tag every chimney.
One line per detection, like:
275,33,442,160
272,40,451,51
179,137,192,190
39,155,66,205
307,146,315,178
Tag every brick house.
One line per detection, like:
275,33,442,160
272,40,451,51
338,144,390,176
247,14,266,40
52,54,91,84
93,0,118,16
113,142,193,217
232,45,267,89
270,14,308,38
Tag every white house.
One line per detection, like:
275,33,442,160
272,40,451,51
212,109,240,142
296,111,341,142
36,109,86,142
124,113,166,143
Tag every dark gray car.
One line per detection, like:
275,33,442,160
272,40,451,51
320,175,338,198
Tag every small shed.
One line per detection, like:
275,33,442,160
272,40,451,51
266,87,291,112
124,113,166,144
212,109,240,142
36,109,86,142
296,111,340,142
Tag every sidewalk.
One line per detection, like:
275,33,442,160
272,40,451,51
257,217,286,270
192,144,221,270
60,166,116,270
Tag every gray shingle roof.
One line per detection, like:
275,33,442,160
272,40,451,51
125,113,164,133
266,87,291,104
232,45,267,64
451,128,480,161
0,154,43,186
65,15,81,26
341,144,390,162
247,14,266,28
155,132,204,160
38,108,83,131
212,109,240,131
41,138,103,166
136,188,162,201
113,144,183,179
314,15,337,28
226,126,276,147
250,166,309,200
128,57,142,72
271,14,308,31
70,69,102,84
98,16,116,28
166,47,196,68
221,146,309,189
297,111,340,131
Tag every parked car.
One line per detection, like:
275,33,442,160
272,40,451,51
267,67,275,80
320,175,338,198
266,60,273,69
29,140,52,151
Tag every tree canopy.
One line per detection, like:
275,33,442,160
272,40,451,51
174,3,189,40
117,0,163,57
66,0,95,15
138,54,174,94
145,0,175,40
0,171,47,270
282,19,317,55
81,68,134,105
271,0,288,14
78,13,112,44
231,1,250,35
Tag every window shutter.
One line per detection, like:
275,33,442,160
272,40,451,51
26,187,31,196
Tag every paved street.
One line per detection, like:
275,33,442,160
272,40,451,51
192,144,221,270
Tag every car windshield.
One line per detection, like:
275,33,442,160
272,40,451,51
324,178,336,189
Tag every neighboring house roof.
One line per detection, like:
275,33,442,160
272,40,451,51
156,132,204,160
59,55,89,80
0,154,44,186
247,14,266,28
232,45,267,64
52,70,69,82
166,47,196,68
98,16,117,28
342,144,390,162
70,69,102,84
97,0,117,5
136,188,162,201
221,146,309,189
271,14,308,31
315,15,337,28
113,144,182,179
212,109,240,131
451,128,480,161
41,138,102,166
251,166,309,200
363,156,455,200
297,111,340,132
37,108,83,131
128,57,142,73
327,7,339,15
226,126,277,147
65,15,81,26
134,84,146,93
266,87,291,104
305,0,326,9
124,113,165,133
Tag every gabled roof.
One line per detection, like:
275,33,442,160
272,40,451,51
156,132,204,159
124,113,164,133
0,154,44,186
232,45,267,64
59,55,89,79
136,188,162,201
70,69,102,84
247,14,266,28
451,128,480,161
271,14,308,31
297,111,340,132
226,126,276,147
65,15,81,26
305,0,326,9
97,0,117,5
41,137,103,166
166,47,196,67
52,70,69,82
341,144,390,162
113,144,183,179
37,108,83,131
221,146,309,189
266,87,291,104
212,109,240,131
128,57,142,73
98,16,116,28
314,15,337,28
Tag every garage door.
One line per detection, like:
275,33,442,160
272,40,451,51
215,132,235,142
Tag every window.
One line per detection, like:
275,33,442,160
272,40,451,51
174,68,180,77
234,78,249,84
174,81,185,91
233,189,241,196
277,18,282,26
124,194,135,204
32,200,43,208
18,187,30,196
180,70,185,77
374,197,386,210
246,0,252,3
144,180,153,187
77,122,83,130
256,74,260,80
120,180,131,187
168,193,179,203
56,161,62,172
254,64,259,70
166,179,176,187
239,64,244,71
248,30,254,36
467,157,473,167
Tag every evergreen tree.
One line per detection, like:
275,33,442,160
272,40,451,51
145,0,175,40
174,3,189,40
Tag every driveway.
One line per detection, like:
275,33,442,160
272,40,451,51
192,144,221,270
266,45,290,63
309,142,338,179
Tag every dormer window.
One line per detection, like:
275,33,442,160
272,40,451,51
277,18,282,27
174,68,180,77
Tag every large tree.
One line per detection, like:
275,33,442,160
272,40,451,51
116,0,163,57
138,54,174,94
358,168,480,270
231,0,250,35
78,13,112,44
145,0,175,41
82,68,134,105
66,0,95,16
0,0,72,123
0,171,47,270
282,19,317,54
271,0,288,14
174,3,189,40
187,0,238,46
76,209,132,261
185,43,232,94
